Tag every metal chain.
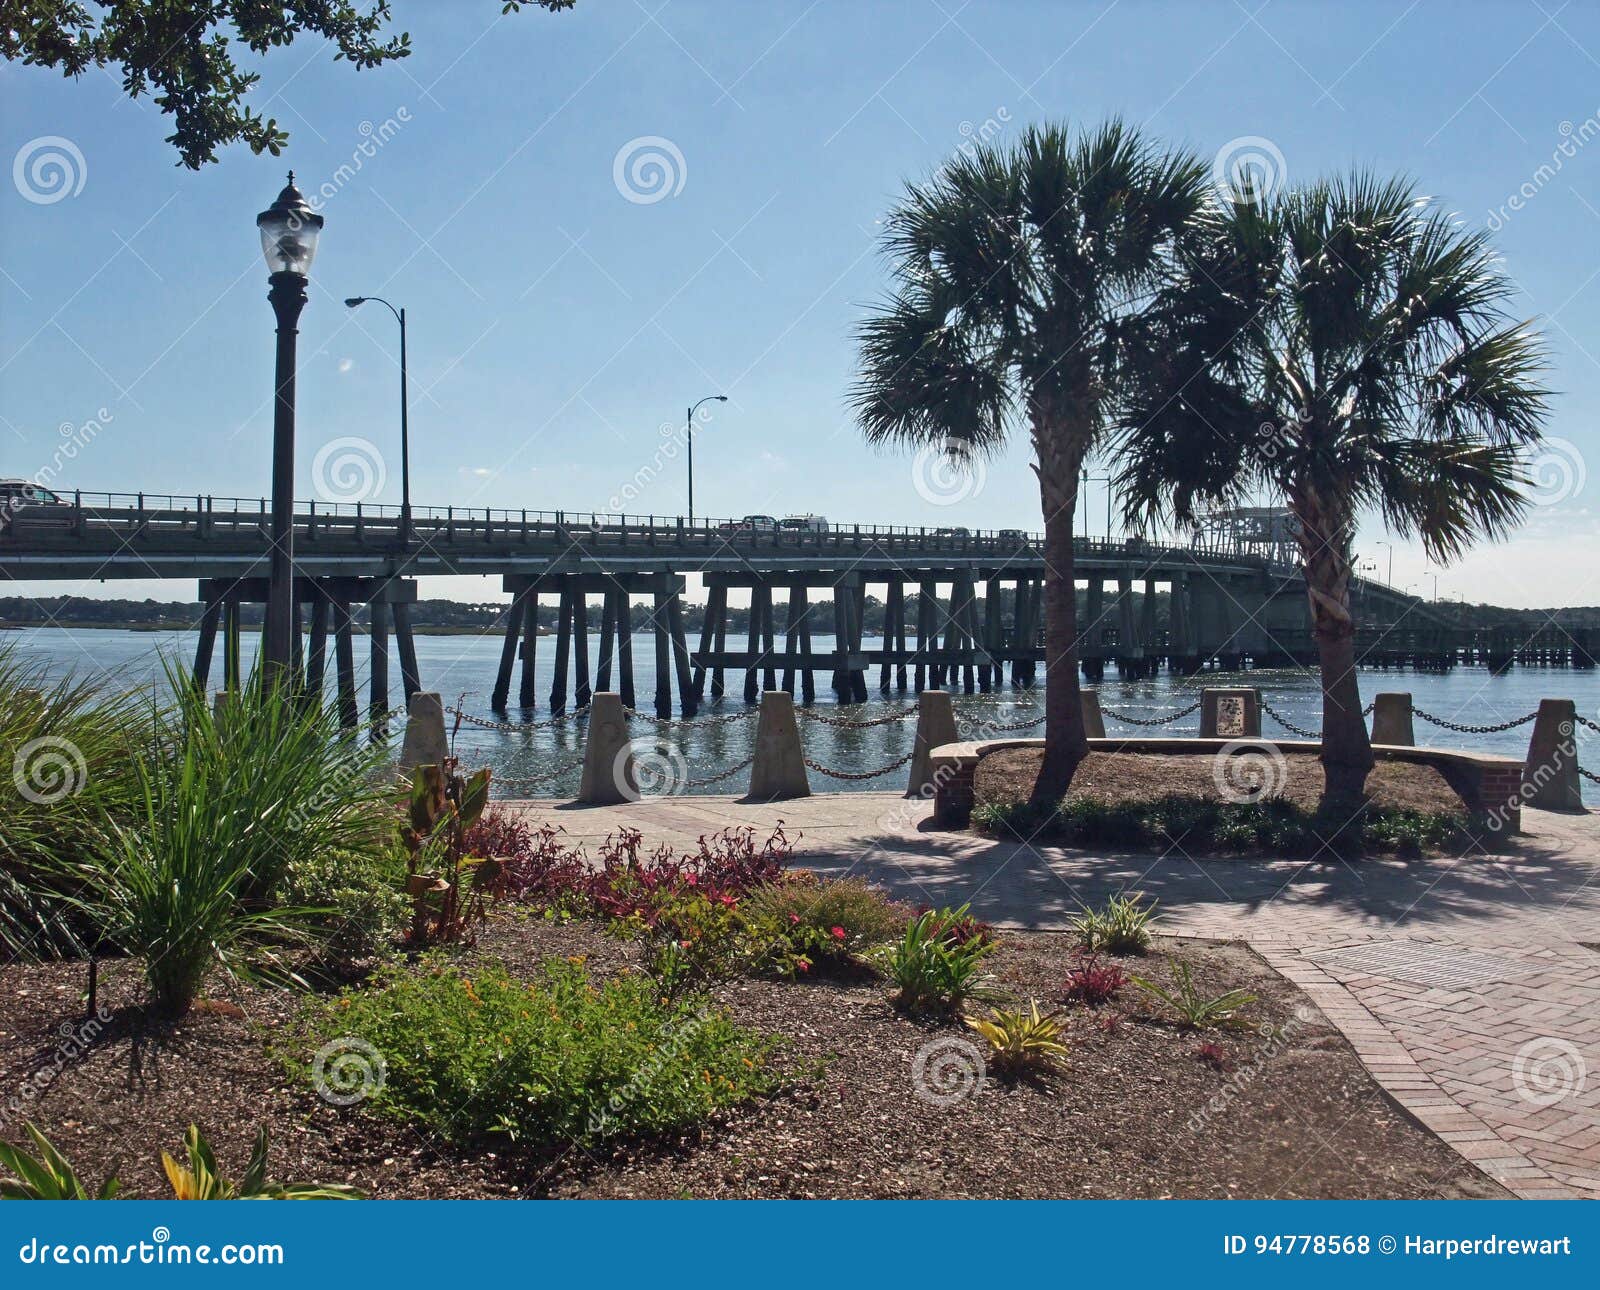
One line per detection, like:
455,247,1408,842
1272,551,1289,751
1100,698,1204,726
803,750,916,781
796,703,919,729
622,705,759,728
449,705,587,733
1574,713,1600,735
1412,707,1538,735
682,755,756,789
493,755,587,790
961,711,1047,733
1580,765,1600,786
1258,697,1320,740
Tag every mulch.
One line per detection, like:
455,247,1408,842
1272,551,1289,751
974,747,1472,816
0,915,1503,1200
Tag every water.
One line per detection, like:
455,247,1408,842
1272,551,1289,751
4,627,1595,803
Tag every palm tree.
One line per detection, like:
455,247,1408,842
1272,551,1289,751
852,121,1210,804
1117,173,1550,806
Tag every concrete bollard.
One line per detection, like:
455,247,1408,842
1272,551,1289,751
747,691,810,801
1521,698,1582,810
578,692,637,804
906,689,958,798
1371,693,1415,746
212,690,229,726
399,692,448,772
1081,688,1106,739
1199,687,1260,739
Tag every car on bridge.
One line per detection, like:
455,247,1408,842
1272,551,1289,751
716,514,780,536
934,525,971,539
780,514,829,533
0,480,71,534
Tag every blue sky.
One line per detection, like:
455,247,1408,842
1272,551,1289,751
2,0,1597,607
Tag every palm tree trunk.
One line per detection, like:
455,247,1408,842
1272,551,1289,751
1296,495,1373,808
1029,426,1090,806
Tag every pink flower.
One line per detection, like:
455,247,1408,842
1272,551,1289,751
830,926,846,940
788,913,800,925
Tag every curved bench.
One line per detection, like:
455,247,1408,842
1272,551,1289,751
928,737,1526,832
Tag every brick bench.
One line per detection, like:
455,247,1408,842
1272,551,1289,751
928,737,1526,833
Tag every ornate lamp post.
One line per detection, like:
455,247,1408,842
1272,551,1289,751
255,173,323,680
344,295,410,544
685,393,727,527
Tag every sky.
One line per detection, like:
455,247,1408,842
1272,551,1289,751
1,0,1597,608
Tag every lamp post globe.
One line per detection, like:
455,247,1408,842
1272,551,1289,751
256,172,323,682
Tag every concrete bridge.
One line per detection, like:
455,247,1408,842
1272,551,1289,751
2,490,1587,727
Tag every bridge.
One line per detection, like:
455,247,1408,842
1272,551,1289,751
2,491,1589,728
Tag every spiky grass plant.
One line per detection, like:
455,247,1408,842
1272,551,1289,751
0,646,152,959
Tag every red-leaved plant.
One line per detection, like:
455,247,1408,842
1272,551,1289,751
1063,953,1127,1007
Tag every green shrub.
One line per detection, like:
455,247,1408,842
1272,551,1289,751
874,904,997,1014
277,845,408,977
742,872,907,976
611,883,757,998
982,791,1464,858
1071,892,1158,955
291,961,782,1146
0,649,151,958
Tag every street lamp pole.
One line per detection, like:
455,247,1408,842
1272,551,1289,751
256,173,323,682
345,296,409,544
1375,541,1393,587
685,394,727,527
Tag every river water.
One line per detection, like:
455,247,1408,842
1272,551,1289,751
4,627,1595,803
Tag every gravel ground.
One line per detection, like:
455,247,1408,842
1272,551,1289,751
0,916,1503,1200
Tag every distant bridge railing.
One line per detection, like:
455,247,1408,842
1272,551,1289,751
7,490,1273,566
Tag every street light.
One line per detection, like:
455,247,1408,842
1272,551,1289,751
256,172,323,681
1375,540,1394,587
685,394,727,527
344,295,410,543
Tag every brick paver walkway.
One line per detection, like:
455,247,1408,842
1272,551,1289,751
508,792,1600,1198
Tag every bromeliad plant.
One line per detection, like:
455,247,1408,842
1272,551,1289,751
1070,893,1158,955
1132,960,1257,1030
876,904,998,1014
402,759,494,946
0,1123,358,1199
966,1000,1070,1076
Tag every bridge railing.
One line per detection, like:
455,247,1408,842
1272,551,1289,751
19,492,1261,567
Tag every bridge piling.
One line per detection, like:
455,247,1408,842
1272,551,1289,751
192,593,221,691
393,600,421,705
572,594,592,709
616,594,637,710
332,596,358,730
368,595,389,736
517,588,539,709
549,585,573,713
652,584,674,719
667,590,692,717
305,589,329,699
596,590,617,693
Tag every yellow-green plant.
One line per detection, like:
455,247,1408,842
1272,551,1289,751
966,999,1070,1074
0,1123,119,1199
162,1125,359,1200
0,1122,357,1199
